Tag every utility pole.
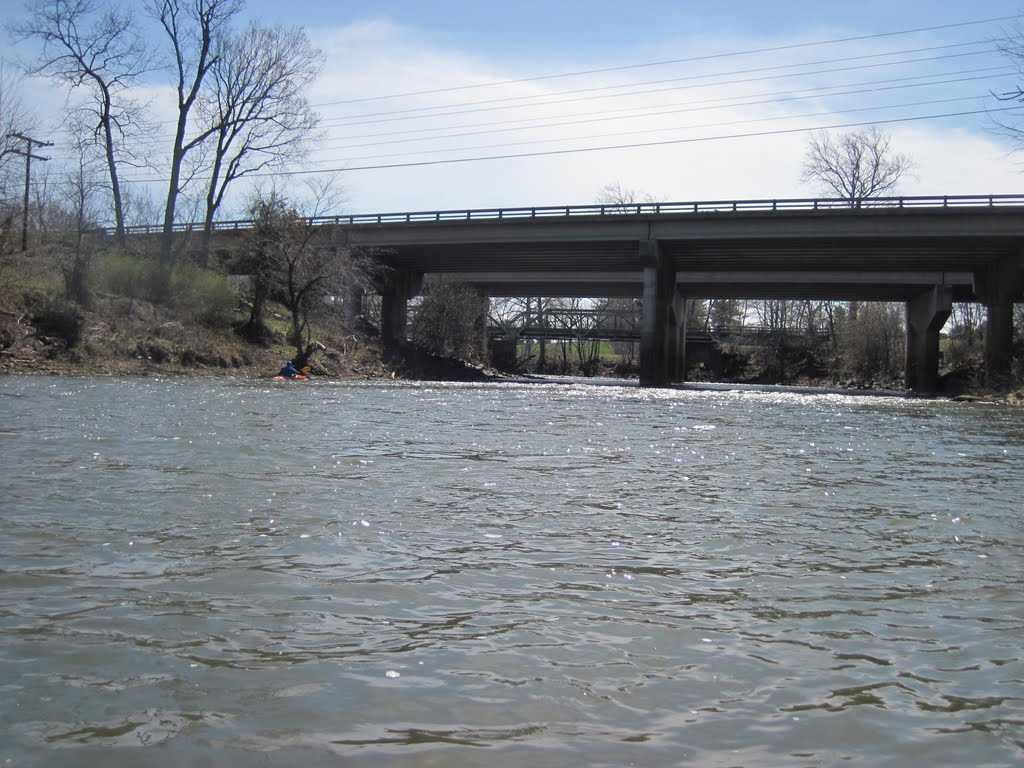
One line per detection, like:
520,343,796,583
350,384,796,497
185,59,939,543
12,133,53,251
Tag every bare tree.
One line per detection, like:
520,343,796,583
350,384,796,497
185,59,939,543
840,302,905,383
801,125,915,353
559,296,603,374
0,62,33,186
240,189,298,343
60,151,106,307
9,0,149,244
0,62,34,250
707,298,743,332
196,22,321,251
993,17,1024,149
148,0,242,265
242,180,381,365
800,126,915,205
595,181,662,213
409,278,488,364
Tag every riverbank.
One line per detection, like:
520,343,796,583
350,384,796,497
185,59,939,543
5,306,1024,403
0,253,505,382
1,250,1020,399
0,302,501,383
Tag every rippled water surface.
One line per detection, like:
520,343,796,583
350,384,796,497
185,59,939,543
1,376,1023,767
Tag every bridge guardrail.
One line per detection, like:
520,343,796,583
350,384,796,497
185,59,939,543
118,194,1024,236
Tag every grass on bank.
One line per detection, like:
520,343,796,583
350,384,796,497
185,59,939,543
1,244,498,382
2,247,353,377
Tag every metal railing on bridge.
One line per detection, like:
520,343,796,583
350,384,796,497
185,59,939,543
119,193,1024,236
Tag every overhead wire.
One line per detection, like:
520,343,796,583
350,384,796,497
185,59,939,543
312,15,1020,106
116,105,1022,184
115,42,1011,152
112,61,1017,173
317,41,999,125
309,96,1005,164
97,13,1020,185
321,68,1012,152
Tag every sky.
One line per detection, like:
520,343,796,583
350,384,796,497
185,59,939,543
2,0,1023,220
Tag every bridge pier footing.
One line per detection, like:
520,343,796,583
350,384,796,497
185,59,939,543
905,285,952,393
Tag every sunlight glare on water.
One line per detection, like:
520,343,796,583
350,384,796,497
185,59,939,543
0,377,1022,767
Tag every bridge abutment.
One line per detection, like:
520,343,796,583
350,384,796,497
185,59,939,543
905,285,952,392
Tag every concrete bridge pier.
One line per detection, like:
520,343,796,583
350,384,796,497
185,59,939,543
675,296,690,383
905,285,952,392
379,269,422,346
639,241,680,387
975,252,1024,380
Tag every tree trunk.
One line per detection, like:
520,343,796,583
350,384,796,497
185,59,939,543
98,83,125,248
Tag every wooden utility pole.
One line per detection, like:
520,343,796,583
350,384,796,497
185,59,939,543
12,133,53,251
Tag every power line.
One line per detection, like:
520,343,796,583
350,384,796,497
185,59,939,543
323,69,1012,152
320,40,999,124
117,106,1022,183
313,15,1021,107
113,27,1012,136
113,43,1012,152
308,96,1002,165
302,107,1024,174
303,96,999,165
40,13,1017,189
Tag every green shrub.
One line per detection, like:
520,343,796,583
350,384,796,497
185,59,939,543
94,252,162,301
94,254,236,328
171,265,237,327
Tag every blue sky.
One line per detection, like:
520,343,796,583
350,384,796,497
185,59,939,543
2,0,1023,218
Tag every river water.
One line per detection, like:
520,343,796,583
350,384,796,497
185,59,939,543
1,376,1022,767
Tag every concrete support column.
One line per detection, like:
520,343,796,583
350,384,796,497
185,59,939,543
379,269,422,347
905,285,952,393
675,295,689,383
975,252,1024,380
639,240,675,387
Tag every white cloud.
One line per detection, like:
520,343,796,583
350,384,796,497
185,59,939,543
298,19,1023,214
6,9,1021,221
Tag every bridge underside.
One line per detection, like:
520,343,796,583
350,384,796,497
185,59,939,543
449,270,979,303
354,209,1024,392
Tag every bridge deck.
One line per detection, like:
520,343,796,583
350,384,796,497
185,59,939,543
131,194,1024,303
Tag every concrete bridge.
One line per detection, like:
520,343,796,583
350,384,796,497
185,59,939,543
139,194,1024,391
